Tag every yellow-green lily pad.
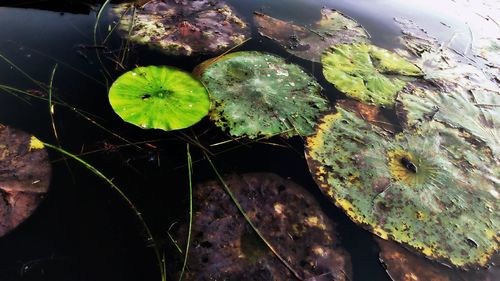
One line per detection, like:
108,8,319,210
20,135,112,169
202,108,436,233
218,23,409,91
305,107,500,268
322,43,422,107
108,66,210,131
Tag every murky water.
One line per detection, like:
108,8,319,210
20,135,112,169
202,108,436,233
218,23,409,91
0,0,497,280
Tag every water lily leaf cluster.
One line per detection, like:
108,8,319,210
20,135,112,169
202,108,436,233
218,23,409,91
177,173,351,281
109,66,210,131
305,107,500,268
198,51,330,138
112,0,250,56
322,43,423,107
254,9,369,62
0,124,51,237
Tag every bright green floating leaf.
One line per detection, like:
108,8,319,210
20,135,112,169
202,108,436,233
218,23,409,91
321,43,422,107
305,107,500,268
109,66,210,131
198,51,330,139
254,9,369,62
397,82,500,159
112,0,250,56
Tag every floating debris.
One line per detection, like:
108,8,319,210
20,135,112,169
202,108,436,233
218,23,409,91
0,124,51,237
254,9,369,62
177,173,351,280
112,0,250,56
305,107,500,268
197,51,329,138
108,66,210,131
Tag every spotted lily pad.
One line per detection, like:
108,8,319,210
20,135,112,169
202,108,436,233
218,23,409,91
397,82,500,158
177,173,351,280
108,66,210,131
305,107,500,268
378,239,500,281
254,9,368,62
322,43,422,107
0,124,51,237
112,0,250,56
197,51,329,138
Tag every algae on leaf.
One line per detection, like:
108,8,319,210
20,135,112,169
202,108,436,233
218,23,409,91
322,43,422,107
112,0,250,56
109,66,210,131
254,9,368,62
177,173,351,281
305,107,500,268
0,124,51,237
198,51,329,139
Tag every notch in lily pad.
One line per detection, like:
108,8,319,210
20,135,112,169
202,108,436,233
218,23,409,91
109,66,210,131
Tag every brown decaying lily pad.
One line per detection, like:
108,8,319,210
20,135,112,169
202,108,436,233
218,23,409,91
113,0,250,56
0,124,51,237
378,239,500,281
254,9,368,62
177,173,351,281
336,99,396,133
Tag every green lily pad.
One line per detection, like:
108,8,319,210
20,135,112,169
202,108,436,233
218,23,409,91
0,124,51,237
322,43,423,107
305,107,500,268
254,9,368,62
112,0,250,56
176,173,351,280
198,51,329,138
397,82,500,159
108,66,210,131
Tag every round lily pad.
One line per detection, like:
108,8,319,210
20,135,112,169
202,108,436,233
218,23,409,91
176,173,351,280
197,51,330,138
0,124,51,237
305,107,500,268
108,66,210,131
321,43,422,107
112,0,250,56
254,9,369,62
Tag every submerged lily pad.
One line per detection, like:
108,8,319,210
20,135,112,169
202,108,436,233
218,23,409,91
198,51,329,138
254,9,368,62
378,239,500,281
0,124,51,237
305,107,500,267
108,66,210,131
177,173,351,280
322,43,422,107
113,0,250,56
397,82,500,158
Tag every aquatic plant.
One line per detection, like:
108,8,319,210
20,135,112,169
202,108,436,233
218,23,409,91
0,124,51,237
197,51,329,138
112,0,250,56
108,66,210,131
254,9,369,62
177,173,351,280
322,43,422,107
305,107,500,268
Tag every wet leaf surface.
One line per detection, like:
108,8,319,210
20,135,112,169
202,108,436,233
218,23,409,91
177,173,351,281
112,0,250,56
305,107,500,268
322,43,422,107
254,9,369,62
0,124,51,237
198,51,330,138
378,238,500,281
108,65,210,131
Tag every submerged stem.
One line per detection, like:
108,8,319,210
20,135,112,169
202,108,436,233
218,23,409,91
179,144,193,281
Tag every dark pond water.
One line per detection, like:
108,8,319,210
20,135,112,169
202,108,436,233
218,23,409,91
0,0,497,280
